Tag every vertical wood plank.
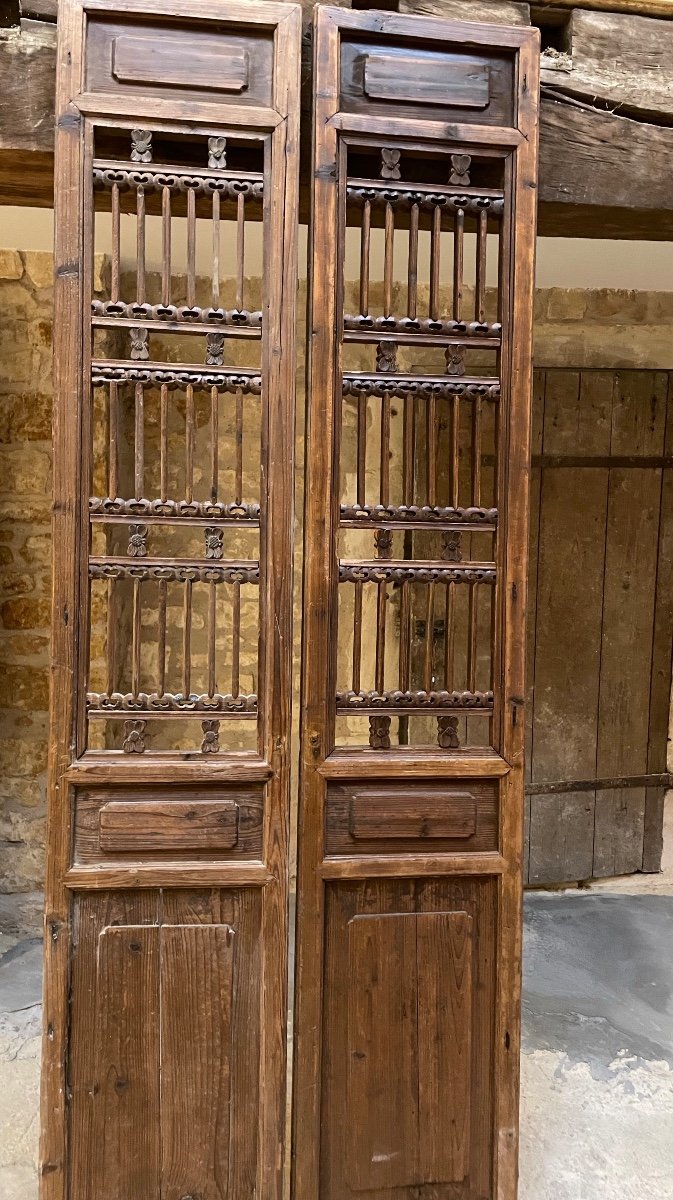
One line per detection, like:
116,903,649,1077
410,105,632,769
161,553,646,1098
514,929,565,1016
593,370,668,877
528,370,612,884
417,911,473,1184
644,373,673,870
347,913,419,1192
160,925,235,1200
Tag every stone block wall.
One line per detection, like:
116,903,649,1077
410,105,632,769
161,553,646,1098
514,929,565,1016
1,249,672,929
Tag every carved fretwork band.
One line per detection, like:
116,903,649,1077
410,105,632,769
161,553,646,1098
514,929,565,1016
92,363,262,393
89,559,260,584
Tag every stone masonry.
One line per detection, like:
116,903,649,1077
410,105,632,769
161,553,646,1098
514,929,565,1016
1,248,673,931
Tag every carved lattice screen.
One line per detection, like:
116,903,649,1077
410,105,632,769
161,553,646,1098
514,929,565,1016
42,2,300,1198
294,10,539,1200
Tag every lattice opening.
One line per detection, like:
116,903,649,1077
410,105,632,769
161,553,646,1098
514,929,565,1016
84,124,269,754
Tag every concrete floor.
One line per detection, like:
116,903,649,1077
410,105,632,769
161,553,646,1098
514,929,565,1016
1,888,672,1200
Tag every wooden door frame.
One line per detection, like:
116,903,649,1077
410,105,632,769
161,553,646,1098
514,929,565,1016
41,3,301,1197
293,7,539,1199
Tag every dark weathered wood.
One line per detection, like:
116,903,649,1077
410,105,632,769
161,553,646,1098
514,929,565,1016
294,10,538,1200
526,369,673,885
541,8,673,121
42,4,301,1200
527,371,611,885
644,380,673,871
537,95,673,239
98,798,240,852
5,6,673,240
593,372,668,878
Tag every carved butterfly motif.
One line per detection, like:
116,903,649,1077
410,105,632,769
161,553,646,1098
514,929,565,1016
376,339,398,373
130,129,152,164
380,147,401,180
449,153,472,185
208,136,227,169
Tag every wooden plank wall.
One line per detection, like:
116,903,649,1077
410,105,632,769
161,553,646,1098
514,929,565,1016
526,368,673,885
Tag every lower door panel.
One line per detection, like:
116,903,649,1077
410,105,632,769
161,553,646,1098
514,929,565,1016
321,879,496,1200
68,889,261,1200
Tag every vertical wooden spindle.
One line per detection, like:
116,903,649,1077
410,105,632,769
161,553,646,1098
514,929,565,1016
182,581,192,700
407,202,419,320
185,383,194,504
356,395,367,507
212,190,221,310
493,397,501,511
444,580,455,692
235,388,244,504
467,583,478,693
383,201,394,319
429,202,441,322
110,183,120,304
352,583,363,694
476,206,488,324
453,207,464,322
423,583,435,691
427,394,437,507
450,395,460,508
108,382,119,499
187,186,196,310
232,583,241,698
208,581,217,698
210,385,219,503
136,186,146,306
472,396,482,508
359,198,371,318
236,192,245,312
106,578,116,698
380,392,391,507
157,579,167,698
161,186,171,307
159,383,168,504
134,383,144,499
131,579,141,698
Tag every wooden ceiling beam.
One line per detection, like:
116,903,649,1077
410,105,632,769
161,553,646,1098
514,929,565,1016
2,6,673,237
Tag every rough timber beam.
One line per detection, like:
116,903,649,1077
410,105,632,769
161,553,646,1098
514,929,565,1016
2,3,673,238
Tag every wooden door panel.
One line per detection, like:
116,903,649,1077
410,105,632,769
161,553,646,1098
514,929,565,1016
526,369,673,884
42,3,300,1198
68,891,259,1200
346,910,473,1190
295,10,539,1200
320,879,496,1200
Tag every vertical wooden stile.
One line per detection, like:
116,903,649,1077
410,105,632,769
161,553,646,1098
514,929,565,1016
42,3,301,1199
294,9,539,1200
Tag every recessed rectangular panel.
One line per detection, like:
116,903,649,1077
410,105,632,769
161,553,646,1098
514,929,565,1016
86,20,274,107
347,912,473,1189
325,779,498,857
340,39,515,126
112,35,250,92
364,54,490,109
99,799,239,852
348,788,476,840
74,787,263,864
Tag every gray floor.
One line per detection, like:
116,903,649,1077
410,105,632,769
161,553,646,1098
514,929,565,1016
1,895,672,1200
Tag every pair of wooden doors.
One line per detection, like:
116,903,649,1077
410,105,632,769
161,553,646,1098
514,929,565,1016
42,3,539,1199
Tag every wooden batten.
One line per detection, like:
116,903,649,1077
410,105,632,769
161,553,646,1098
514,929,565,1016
42,3,300,1199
